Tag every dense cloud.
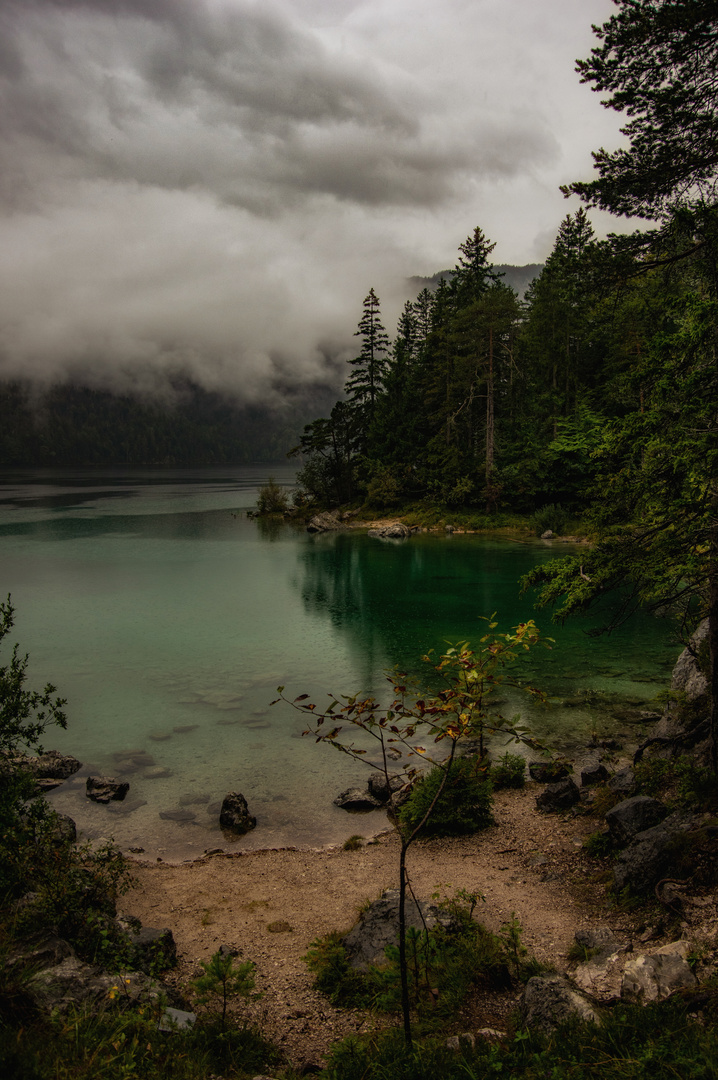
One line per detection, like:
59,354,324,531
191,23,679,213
0,0,621,401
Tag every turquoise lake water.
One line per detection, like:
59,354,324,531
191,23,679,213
0,466,678,859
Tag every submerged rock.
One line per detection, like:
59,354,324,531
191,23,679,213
334,787,383,811
85,776,129,803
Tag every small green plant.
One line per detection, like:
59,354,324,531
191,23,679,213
399,757,494,837
343,834,364,851
255,477,289,515
531,503,569,536
192,950,260,1031
489,751,526,789
583,829,615,858
567,941,602,963
304,932,376,1008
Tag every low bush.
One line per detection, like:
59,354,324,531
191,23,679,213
398,757,493,838
531,502,569,536
255,477,289,514
489,752,526,789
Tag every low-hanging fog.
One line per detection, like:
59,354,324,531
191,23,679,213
0,0,624,406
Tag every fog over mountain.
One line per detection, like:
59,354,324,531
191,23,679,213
0,0,625,406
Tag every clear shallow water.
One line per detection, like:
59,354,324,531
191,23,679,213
0,467,678,860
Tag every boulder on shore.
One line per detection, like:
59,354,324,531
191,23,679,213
519,974,602,1033
535,778,580,813
342,889,454,970
671,620,709,703
367,522,410,540
306,512,344,533
605,795,667,845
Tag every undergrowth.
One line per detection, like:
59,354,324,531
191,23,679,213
321,992,718,1079
304,899,542,1024
0,998,280,1080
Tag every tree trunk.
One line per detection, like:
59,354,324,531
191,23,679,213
485,324,494,509
710,524,718,776
398,842,412,1049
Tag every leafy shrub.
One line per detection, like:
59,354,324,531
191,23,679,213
531,502,569,536
14,838,135,965
399,757,493,838
489,752,526,789
255,477,289,514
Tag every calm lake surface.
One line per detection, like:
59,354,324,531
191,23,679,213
0,466,678,859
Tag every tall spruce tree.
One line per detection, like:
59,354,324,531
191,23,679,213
345,288,391,425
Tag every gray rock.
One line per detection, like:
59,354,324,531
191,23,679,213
159,1007,196,1032
671,620,709,703
367,773,405,803
535,778,580,813
580,755,609,787
25,751,83,780
334,787,383,811
306,512,344,533
608,767,636,797
24,940,158,1014
367,522,410,540
621,941,697,1002
574,927,618,953
51,812,77,844
571,929,627,1002
605,796,667,845
343,888,454,971
446,1033,474,1050
219,791,257,834
613,823,676,894
519,974,601,1033
85,776,129,803
541,530,554,539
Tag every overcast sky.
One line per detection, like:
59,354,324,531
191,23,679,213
0,0,627,404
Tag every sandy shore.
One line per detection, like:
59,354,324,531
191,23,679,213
123,787,619,1069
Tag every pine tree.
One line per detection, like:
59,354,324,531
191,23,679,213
345,289,391,421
